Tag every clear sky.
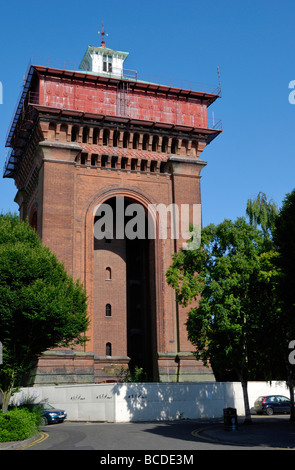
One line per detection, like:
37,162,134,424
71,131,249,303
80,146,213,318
0,0,294,227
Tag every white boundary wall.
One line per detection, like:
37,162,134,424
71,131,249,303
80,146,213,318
11,381,289,422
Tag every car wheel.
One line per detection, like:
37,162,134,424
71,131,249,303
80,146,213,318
41,416,48,425
266,407,274,416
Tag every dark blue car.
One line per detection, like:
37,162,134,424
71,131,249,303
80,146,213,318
38,403,67,425
254,395,291,415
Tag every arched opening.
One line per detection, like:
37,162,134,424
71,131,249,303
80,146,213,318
93,196,158,380
161,136,168,153
171,137,178,154
71,125,79,142
123,132,130,148
180,138,188,156
48,122,56,139
60,123,68,141
29,209,38,231
191,140,198,157
82,127,89,144
142,134,149,150
106,342,112,356
113,129,119,147
133,133,140,149
93,128,99,144
103,129,110,146
152,135,159,152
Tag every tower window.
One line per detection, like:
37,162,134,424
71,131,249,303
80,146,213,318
103,129,110,146
71,125,79,142
82,127,89,144
123,132,130,148
142,134,149,150
152,135,159,152
105,304,112,317
93,128,99,144
162,136,168,153
150,161,157,172
106,267,112,280
133,133,140,149
171,138,178,154
106,342,112,356
121,157,128,169
81,153,87,165
101,155,108,167
131,158,138,171
111,156,118,168
141,159,147,172
103,55,113,73
91,154,97,166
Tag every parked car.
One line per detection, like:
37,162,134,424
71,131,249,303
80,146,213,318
34,403,67,425
254,395,292,415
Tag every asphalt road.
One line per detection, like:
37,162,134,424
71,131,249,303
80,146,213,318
19,419,262,451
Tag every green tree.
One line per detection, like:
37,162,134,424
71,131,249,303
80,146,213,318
167,216,280,423
0,214,89,412
246,191,278,237
273,190,295,420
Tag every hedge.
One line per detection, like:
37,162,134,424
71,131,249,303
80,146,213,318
0,408,39,442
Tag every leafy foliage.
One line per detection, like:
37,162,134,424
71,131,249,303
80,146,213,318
0,408,39,442
166,199,283,422
273,190,295,419
0,214,89,410
167,217,280,382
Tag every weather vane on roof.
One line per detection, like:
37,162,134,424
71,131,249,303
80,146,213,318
98,22,108,48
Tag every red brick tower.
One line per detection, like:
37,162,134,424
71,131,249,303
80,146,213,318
4,35,221,384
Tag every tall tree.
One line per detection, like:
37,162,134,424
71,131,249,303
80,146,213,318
273,190,295,420
246,191,278,238
0,214,89,412
167,216,279,423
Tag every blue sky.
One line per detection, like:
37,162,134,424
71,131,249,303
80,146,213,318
0,0,294,226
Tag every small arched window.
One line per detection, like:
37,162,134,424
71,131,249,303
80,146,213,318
106,267,111,280
171,138,178,154
191,140,198,158
93,128,99,144
142,134,149,150
82,127,89,144
71,125,79,142
113,130,119,147
133,133,140,149
123,132,130,148
60,123,68,141
103,129,110,146
152,135,159,152
105,304,112,317
106,342,112,356
48,122,56,139
161,136,168,153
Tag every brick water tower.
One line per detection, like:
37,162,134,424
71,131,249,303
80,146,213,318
4,32,222,384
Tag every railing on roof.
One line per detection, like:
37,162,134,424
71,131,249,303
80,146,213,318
29,55,222,96
4,56,222,177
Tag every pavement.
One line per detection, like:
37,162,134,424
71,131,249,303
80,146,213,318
197,415,295,449
1,415,295,450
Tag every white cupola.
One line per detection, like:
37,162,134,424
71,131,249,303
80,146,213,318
79,23,129,77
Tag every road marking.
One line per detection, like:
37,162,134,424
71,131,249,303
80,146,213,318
17,432,49,450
